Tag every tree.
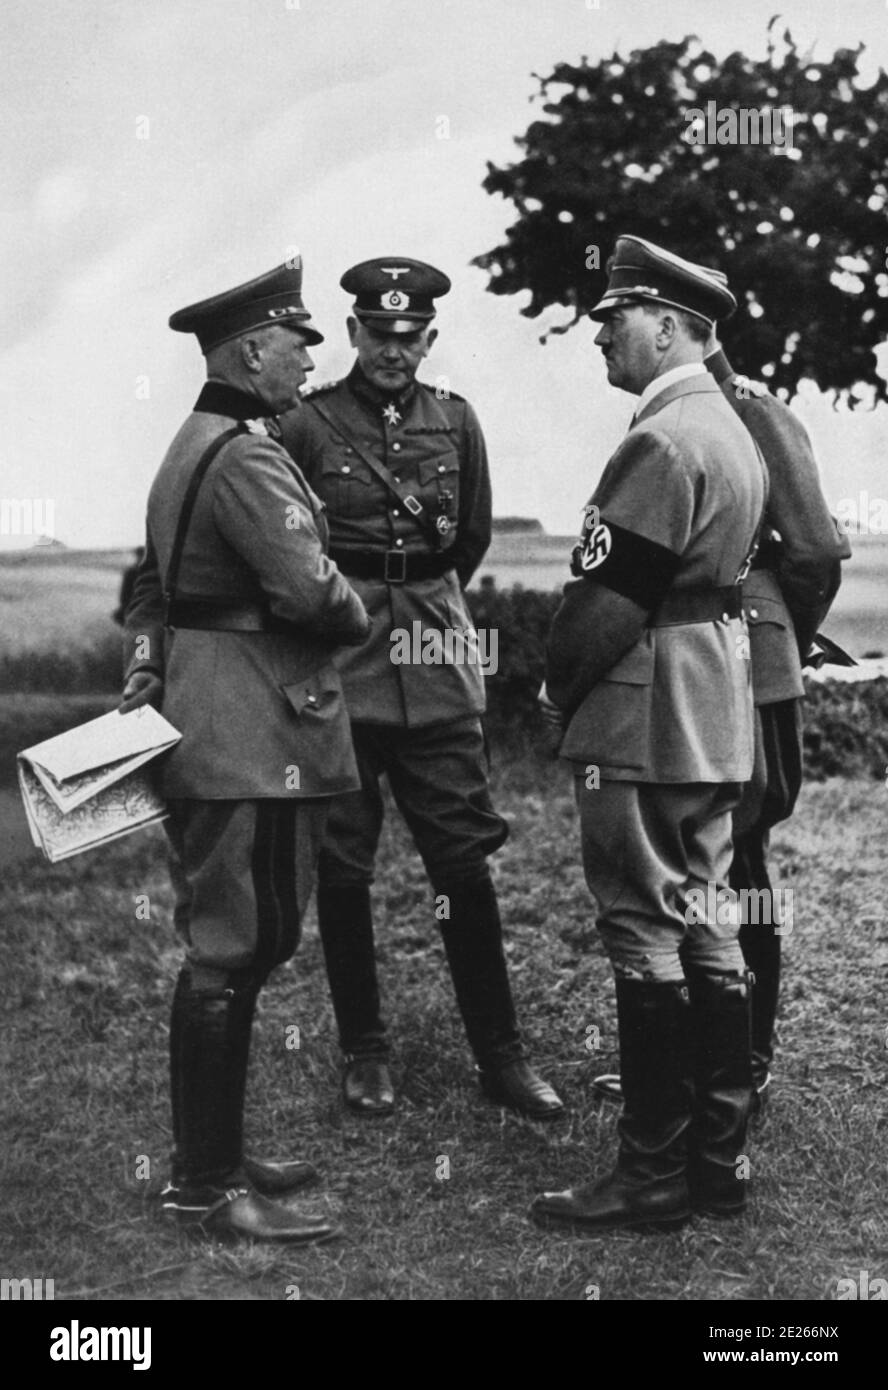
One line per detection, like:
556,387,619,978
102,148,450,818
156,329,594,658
473,24,888,404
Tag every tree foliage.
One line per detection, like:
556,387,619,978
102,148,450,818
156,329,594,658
473,25,888,403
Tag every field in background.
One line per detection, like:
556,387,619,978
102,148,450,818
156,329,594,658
479,531,888,659
0,549,134,697
0,531,883,697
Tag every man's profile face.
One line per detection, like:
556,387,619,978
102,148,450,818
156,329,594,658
253,324,315,413
593,304,660,396
348,318,436,393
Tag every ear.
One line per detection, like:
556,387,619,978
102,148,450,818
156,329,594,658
423,327,438,357
346,316,360,349
239,334,264,374
655,312,678,347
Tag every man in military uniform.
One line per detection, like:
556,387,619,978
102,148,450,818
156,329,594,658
591,323,850,1113
531,238,765,1232
278,258,563,1121
121,258,371,1242
707,330,850,1106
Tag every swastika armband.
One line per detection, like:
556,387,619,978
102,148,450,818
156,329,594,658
570,519,683,611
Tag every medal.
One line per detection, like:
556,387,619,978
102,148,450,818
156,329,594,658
436,516,451,535
383,403,402,426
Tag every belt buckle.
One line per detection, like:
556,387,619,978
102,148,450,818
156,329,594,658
384,549,407,583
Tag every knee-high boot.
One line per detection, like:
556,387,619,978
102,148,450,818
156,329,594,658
316,882,389,1057
317,882,393,1114
731,832,780,1094
164,968,335,1242
686,967,754,1216
436,874,563,1119
531,979,693,1230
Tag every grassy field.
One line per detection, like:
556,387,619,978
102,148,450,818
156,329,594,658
3,753,886,1303
0,551,128,695
2,553,885,1304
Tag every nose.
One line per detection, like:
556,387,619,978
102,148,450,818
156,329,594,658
300,350,315,373
594,325,609,348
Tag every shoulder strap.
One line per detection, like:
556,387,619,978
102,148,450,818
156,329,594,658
308,397,444,549
163,424,244,621
735,441,770,584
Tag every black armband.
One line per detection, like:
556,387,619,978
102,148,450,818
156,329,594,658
570,519,682,611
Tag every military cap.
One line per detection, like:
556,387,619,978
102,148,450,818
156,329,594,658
589,236,736,324
169,255,324,353
341,257,451,333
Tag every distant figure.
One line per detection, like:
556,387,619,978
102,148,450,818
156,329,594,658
111,547,144,626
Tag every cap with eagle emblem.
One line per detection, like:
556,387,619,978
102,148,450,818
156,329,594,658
341,256,451,333
588,235,737,325
169,254,324,353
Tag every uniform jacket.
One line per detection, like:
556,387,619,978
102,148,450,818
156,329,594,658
707,348,851,705
278,364,492,728
124,381,370,800
547,373,765,783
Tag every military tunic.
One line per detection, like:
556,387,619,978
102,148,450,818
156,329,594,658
547,372,766,983
280,364,490,728
707,349,850,1083
124,381,370,987
278,364,507,886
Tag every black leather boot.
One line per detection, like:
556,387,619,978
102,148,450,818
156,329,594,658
436,874,564,1120
731,834,780,1096
532,979,693,1231
163,969,336,1243
316,882,394,1115
686,967,754,1217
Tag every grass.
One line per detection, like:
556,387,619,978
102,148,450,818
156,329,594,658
2,750,886,1302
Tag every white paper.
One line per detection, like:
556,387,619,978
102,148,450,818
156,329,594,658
17,706,181,863
20,705,180,782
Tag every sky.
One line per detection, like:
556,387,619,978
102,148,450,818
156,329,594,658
2,0,887,548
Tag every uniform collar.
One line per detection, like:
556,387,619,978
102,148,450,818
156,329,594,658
632,370,721,428
703,345,735,386
632,362,707,420
346,362,417,418
194,380,274,422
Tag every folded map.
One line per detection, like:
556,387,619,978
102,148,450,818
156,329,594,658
18,706,181,863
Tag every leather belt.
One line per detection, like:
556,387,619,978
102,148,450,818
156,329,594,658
329,547,455,584
649,585,742,627
166,598,295,633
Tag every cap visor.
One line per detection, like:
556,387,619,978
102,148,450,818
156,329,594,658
297,324,324,346
356,313,435,334
587,293,638,321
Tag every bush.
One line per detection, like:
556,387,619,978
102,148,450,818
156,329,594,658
0,628,121,696
467,585,561,739
801,676,888,781
469,586,886,780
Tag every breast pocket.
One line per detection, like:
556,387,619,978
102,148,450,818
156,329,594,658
318,453,376,515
